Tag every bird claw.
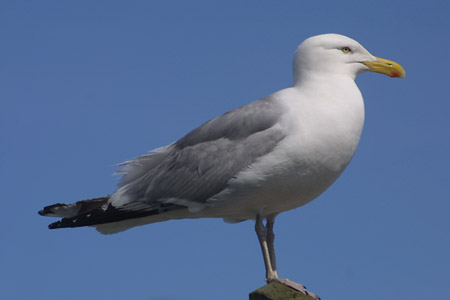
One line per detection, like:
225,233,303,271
268,278,320,299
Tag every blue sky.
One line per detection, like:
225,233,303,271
1,1,449,299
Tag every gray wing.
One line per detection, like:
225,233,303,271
123,97,286,205
40,97,287,232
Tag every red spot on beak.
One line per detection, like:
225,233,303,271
390,71,400,78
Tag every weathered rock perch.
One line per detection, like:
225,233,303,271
249,281,317,300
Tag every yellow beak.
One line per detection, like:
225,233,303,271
361,57,405,78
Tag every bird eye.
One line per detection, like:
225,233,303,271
341,47,352,54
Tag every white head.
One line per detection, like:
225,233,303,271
292,34,405,86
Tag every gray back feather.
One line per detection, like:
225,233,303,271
122,97,286,205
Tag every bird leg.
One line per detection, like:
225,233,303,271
266,214,278,275
255,213,321,299
255,213,278,281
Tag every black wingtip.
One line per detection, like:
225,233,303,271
38,203,67,216
39,197,112,230
48,220,62,229
40,196,174,230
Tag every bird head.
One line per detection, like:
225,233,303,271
293,33,405,85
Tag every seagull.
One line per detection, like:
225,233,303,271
39,34,404,298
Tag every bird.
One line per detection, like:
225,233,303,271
39,33,405,298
